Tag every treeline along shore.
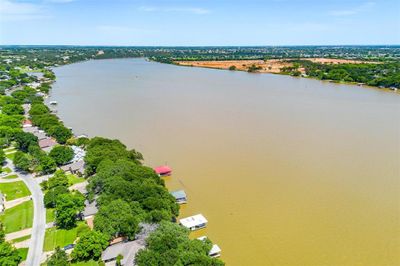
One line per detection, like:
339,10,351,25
0,47,225,265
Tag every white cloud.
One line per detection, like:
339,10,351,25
139,6,210,15
330,1,375,16
0,0,48,21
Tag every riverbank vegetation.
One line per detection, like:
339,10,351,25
1,47,225,265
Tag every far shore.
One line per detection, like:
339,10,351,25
173,58,398,92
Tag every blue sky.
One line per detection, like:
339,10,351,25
0,0,399,45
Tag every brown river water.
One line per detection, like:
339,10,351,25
50,58,400,266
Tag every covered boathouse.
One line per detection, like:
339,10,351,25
179,214,208,231
154,165,172,176
170,190,187,204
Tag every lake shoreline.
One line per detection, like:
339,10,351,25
171,59,399,93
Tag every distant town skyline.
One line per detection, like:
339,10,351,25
0,0,399,46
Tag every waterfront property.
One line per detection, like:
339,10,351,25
179,214,208,231
170,190,187,204
60,160,85,176
154,165,172,176
198,236,222,258
38,138,57,152
101,241,145,265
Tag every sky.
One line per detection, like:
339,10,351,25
0,0,399,46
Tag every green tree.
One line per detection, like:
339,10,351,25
13,151,32,172
14,132,38,152
47,170,69,189
1,104,24,115
0,222,22,265
49,146,74,166
71,231,108,261
44,186,69,208
55,193,84,229
136,221,223,266
48,125,72,144
94,199,142,240
38,155,57,174
46,246,69,266
0,149,5,165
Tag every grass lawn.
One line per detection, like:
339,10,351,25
10,234,31,243
5,152,15,160
0,201,33,233
0,181,31,200
46,208,55,223
3,174,18,179
67,174,85,186
1,167,12,173
71,261,99,266
44,224,82,251
17,248,29,261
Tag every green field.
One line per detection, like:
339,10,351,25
17,248,29,261
71,261,99,266
5,152,15,160
46,208,55,223
0,201,33,233
0,181,31,200
1,167,12,173
44,225,79,251
67,174,86,186
10,234,31,243
3,174,18,179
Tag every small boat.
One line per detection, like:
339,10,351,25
49,101,58,105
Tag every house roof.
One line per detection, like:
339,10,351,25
38,138,57,149
179,214,208,228
82,200,98,217
209,244,221,255
170,190,187,199
101,241,145,264
154,165,172,174
60,160,85,173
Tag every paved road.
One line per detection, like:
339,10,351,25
7,159,45,266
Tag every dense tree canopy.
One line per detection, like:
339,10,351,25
94,199,143,240
55,192,85,229
0,222,22,265
49,145,74,166
71,230,109,261
1,104,24,115
136,222,224,266
85,137,143,175
46,247,69,266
